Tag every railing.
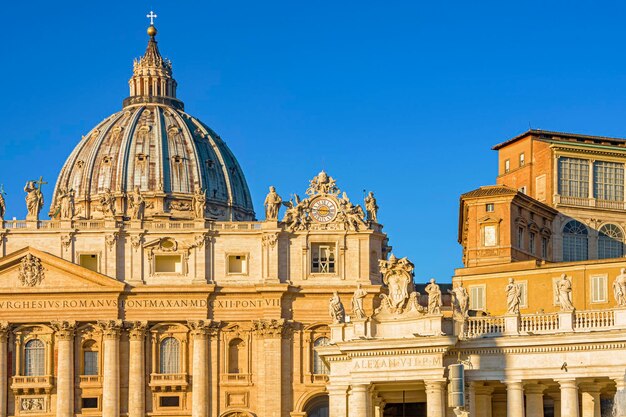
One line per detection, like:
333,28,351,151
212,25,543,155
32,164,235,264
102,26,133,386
150,373,188,384
596,199,626,210
12,376,51,385
73,220,105,229
144,222,197,230
520,313,560,333
463,316,505,338
4,220,27,229
213,222,262,231
555,194,626,211
220,373,251,384
575,310,614,330
78,375,102,384
311,374,329,384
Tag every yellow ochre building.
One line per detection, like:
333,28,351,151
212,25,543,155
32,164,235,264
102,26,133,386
2,17,626,417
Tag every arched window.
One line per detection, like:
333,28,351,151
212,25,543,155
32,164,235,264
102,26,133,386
24,339,45,376
312,337,329,375
563,220,588,262
598,224,624,259
228,338,245,374
305,395,330,417
159,337,180,374
82,340,98,376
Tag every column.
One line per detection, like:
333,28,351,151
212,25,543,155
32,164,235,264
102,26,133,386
99,320,122,417
525,383,546,417
580,383,601,417
425,380,446,417
328,385,349,417
254,320,286,417
127,322,147,417
188,321,209,417
558,379,579,417
0,323,9,417
51,321,75,417
505,381,525,417
348,384,370,417
614,377,626,417
470,383,493,417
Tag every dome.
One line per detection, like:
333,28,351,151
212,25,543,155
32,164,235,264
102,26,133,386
50,26,255,221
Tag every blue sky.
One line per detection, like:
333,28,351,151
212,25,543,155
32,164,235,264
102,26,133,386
1,1,626,281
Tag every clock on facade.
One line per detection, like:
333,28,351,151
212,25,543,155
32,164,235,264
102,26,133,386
310,198,338,223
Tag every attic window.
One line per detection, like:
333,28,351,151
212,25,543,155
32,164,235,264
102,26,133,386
79,254,99,272
486,203,494,212
155,255,182,274
227,255,248,275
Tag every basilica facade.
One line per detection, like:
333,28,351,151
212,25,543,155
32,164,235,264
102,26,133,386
3,18,626,417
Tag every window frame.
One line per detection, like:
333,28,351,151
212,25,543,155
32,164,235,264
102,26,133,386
159,337,181,375
24,339,45,377
519,152,525,167
593,160,625,202
504,159,510,173
468,284,486,311
310,242,338,275
598,223,624,259
562,220,589,262
78,252,101,273
226,253,249,276
517,280,528,309
590,274,608,304
558,157,590,198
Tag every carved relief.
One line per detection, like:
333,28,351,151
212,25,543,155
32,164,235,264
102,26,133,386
105,233,119,251
261,233,278,248
251,319,291,338
96,320,123,339
125,321,148,340
169,200,191,211
18,254,45,287
60,234,72,252
50,321,76,340
20,397,45,412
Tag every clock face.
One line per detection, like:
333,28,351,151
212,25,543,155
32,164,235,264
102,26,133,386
311,198,337,223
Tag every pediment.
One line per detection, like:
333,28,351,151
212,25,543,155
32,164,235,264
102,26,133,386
478,215,502,224
0,247,126,293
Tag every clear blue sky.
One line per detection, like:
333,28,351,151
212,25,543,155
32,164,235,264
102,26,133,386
2,1,626,282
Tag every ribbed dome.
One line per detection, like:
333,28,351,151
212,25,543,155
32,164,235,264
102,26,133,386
50,26,255,221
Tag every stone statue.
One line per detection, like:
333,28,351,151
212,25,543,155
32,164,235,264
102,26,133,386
128,186,145,220
264,186,282,221
192,187,206,219
448,282,469,320
0,187,5,221
59,187,75,219
614,268,626,307
365,191,378,223
376,255,415,315
425,278,443,314
282,194,308,232
407,291,425,313
505,277,522,315
306,170,339,196
18,254,45,287
351,284,368,319
329,291,345,324
99,188,116,217
24,180,44,221
556,273,575,311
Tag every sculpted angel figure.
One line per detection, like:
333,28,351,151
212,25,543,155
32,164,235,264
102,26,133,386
614,268,626,307
351,283,368,319
0,189,5,221
505,278,522,315
448,282,469,320
128,186,145,220
192,187,206,219
365,191,378,223
24,180,44,220
556,273,575,311
264,186,282,221
329,291,345,324
99,188,116,217
282,194,308,232
59,187,75,219
407,291,425,313
307,170,339,196
425,278,443,314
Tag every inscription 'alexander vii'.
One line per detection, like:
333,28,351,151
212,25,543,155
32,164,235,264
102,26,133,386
353,355,441,371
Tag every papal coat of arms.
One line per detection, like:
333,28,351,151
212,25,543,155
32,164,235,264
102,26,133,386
18,254,45,287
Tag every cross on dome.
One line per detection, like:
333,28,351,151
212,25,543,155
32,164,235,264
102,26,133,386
147,11,157,25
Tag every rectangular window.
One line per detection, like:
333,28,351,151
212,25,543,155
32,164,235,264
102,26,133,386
591,274,608,303
504,159,510,173
83,351,98,375
519,153,525,167
593,161,624,202
541,237,548,259
469,285,486,311
79,254,99,272
155,255,182,274
159,396,180,407
311,243,336,273
517,281,528,308
529,232,536,255
81,398,98,409
227,255,248,274
483,225,497,247
517,227,524,249
485,203,494,212
558,157,589,198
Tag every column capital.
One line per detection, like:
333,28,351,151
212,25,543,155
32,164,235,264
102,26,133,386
504,380,524,390
578,382,601,394
187,319,215,339
125,321,148,341
350,383,369,392
470,382,494,395
524,383,547,395
252,319,292,339
97,319,123,339
425,380,446,392
557,378,578,390
0,322,9,342
50,320,76,340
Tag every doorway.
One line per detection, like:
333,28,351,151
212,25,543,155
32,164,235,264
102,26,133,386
383,402,426,417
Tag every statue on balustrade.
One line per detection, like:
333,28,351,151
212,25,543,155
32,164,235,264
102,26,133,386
0,185,5,221
365,191,378,223
264,186,282,221
100,188,116,217
425,278,443,314
556,273,575,311
24,179,45,221
128,186,145,220
505,277,522,315
192,187,206,219
329,291,345,324
58,187,75,219
448,282,469,321
614,268,626,307
351,283,368,319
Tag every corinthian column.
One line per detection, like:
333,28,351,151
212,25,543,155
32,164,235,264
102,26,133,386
505,381,525,417
558,379,580,417
188,321,210,417
425,380,446,417
0,322,9,417
98,320,122,417
126,322,147,417
51,321,76,417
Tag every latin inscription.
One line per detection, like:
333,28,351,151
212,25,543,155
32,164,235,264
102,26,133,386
209,299,281,309
352,355,441,371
